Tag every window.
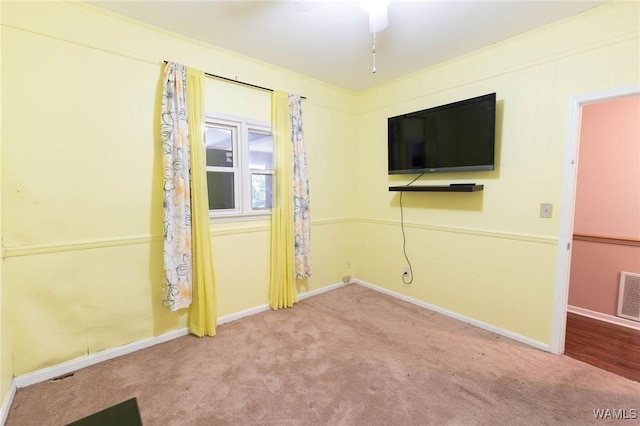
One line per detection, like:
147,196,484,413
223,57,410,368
204,113,273,219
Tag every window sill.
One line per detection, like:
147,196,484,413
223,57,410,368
210,212,271,224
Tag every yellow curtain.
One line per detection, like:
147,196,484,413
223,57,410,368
186,67,217,336
269,91,298,310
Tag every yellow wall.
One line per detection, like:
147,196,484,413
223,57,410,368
353,0,639,344
1,0,638,379
0,0,15,407
1,0,355,375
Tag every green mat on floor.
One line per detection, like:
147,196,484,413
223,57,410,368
66,398,142,426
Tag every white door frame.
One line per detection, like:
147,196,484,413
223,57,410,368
549,84,640,355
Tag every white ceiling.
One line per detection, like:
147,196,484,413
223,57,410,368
88,0,608,93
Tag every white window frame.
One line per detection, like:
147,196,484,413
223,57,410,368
204,112,274,222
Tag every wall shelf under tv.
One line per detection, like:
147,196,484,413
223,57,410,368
389,184,484,192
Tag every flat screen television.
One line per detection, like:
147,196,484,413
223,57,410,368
388,93,496,174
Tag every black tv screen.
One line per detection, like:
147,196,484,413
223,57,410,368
388,93,496,174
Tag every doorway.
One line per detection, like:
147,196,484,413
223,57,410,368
550,84,640,356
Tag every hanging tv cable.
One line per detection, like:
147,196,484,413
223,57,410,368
399,173,424,285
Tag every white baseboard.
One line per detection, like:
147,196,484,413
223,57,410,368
217,281,347,324
353,279,551,352
14,278,547,394
14,328,190,389
217,304,270,325
13,281,348,390
299,281,348,301
1,380,16,426
568,305,640,331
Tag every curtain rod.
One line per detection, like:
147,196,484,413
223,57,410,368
163,61,306,100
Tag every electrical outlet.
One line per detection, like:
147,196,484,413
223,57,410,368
346,260,351,269
403,267,410,275
342,275,351,284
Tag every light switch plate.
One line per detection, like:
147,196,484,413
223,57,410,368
540,203,553,218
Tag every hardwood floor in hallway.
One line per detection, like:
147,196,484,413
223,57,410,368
564,312,640,383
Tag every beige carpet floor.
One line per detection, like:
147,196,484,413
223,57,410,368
7,284,640,425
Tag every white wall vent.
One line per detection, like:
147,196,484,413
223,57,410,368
617,272,640,322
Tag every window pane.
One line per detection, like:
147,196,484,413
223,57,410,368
205,127,234,167
207,172,234,210
248,132,273,170
251,174,272,210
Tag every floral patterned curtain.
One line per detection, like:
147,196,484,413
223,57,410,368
289,95,312,278
160,62,193,311
269,92,311,310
